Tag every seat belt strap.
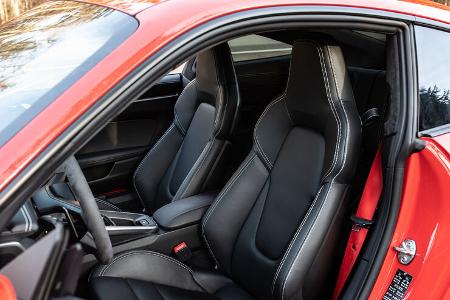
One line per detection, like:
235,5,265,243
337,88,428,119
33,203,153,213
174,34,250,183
332,146,383,299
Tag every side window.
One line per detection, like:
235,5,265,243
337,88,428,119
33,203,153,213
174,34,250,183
228,34,292,62
168,62,186,75
416,26,450,131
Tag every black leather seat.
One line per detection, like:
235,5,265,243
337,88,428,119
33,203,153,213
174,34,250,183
90,40,361,300
130,43,239,214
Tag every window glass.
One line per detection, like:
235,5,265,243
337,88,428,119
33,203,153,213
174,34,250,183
415,26,450,131
0,1,137,146
168,63,186,75
228,34,292,62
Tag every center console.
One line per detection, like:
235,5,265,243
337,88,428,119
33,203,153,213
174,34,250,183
31,183,216,259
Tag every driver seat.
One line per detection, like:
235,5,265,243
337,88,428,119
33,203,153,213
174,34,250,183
90,40,361,300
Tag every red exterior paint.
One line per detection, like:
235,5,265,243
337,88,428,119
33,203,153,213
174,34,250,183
72,0,162,15
76,0,450,23
0,275,16,300
369,134,450,299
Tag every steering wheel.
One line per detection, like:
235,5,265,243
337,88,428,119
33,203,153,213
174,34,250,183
64,156,113,264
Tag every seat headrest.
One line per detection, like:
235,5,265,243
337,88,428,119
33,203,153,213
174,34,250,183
195,43,234,105
285,40,355,131
253,40,360,183
174,43,239,138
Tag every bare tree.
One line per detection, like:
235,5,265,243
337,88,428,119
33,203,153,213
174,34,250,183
1,0,45,24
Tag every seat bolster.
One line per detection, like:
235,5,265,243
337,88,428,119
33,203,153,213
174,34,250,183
90,250,204,292
133,124,184,212
173,139,229,201
202,152,269,273
253,94,292,170
272,183,349,300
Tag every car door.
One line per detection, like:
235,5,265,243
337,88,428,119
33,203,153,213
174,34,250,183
76,71,184,210
369,25,450,300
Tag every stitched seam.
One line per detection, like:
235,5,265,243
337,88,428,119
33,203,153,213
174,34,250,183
281,185,332,299
98,250,194,277
279,45,340,300
174,112,186,136
271,186,324,293
201,140,228,191
253,93,286,169
210,49,222,136
254,96,282,169
270,43,341,298
319,47,342,183
173,139,215,200
174,80,197,135
279,45,351,300
284,97,294,125
201,154,256,268
173,57,228,199
328,47,342,97
327,45,350,180
133,124,176,207
215,85,229,138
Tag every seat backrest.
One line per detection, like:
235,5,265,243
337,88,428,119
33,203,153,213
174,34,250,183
134,43,240,213
202,40,361,300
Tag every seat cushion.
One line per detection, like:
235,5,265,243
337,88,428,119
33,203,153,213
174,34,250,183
91,277,216,300
91,250,204,292
91,277,254,300
90,250,254,300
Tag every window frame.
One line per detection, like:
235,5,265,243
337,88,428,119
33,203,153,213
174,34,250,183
414,24,450,137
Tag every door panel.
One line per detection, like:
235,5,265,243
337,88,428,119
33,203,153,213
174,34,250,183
369,135,450,300
76,74,183,202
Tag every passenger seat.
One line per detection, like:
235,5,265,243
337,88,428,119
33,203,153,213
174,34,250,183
133,43,240,213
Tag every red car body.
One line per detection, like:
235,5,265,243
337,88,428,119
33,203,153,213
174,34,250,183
0,0,449,299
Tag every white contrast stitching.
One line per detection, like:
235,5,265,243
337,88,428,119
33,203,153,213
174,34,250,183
97,250,194,277
201,154,256,268
271,186,324,293
279,45,351,300
174,80,197,135
173,139,215,200
318,46,342,183
326,45,350,180
133,124,176,207
253,93,286,169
